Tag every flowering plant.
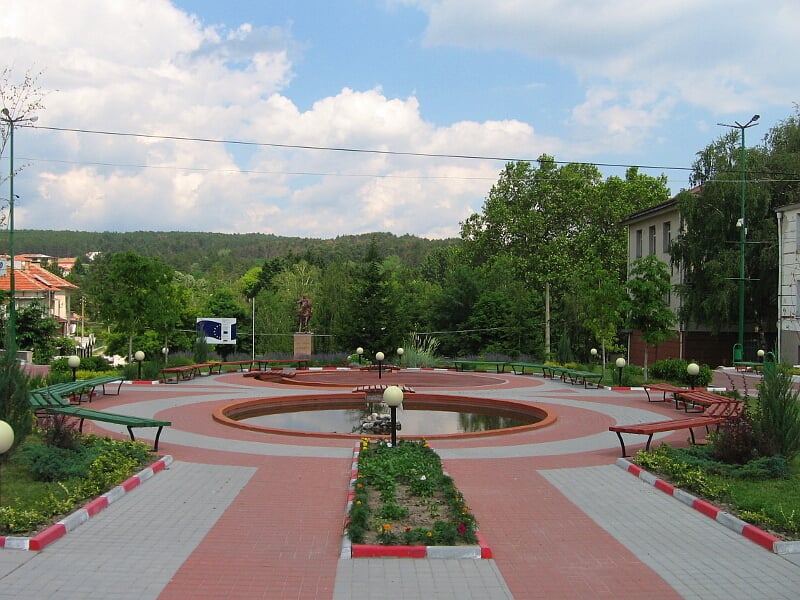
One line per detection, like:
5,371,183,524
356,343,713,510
348,439,478,546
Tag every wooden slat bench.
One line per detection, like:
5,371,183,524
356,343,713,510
451,360,508,373
565,370,603,389
674,390,737,412
160,365,198,383
254,358,311,370
29,385,171,451
219,360,254,372
609,415,727,457
643,383,685,404
509,362,549,376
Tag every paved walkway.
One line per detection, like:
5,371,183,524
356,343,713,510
1,369,799,599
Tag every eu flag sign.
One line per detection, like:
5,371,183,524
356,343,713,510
196,318,237,344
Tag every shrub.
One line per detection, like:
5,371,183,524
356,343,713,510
11,443,93,481
650,358,712,386
709,415,761,465
79,449,139,497
0,342,33,450
753,364,800,459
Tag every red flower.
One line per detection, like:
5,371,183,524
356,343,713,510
457,523,467,535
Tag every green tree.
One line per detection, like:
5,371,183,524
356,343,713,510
336,240,396,354
626,255,675,380
85,251,181,359
16,301,60,363
460,158,669,358
674,109,800,337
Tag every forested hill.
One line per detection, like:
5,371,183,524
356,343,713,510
13,229,458,277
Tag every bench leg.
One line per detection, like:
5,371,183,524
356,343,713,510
614,431,628,457
644,434,655,452
152,426,164,451
687,427,697,445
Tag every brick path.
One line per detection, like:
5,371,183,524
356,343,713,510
1,369,799,599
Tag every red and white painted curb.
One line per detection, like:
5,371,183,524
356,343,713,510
0,455,173,552
341,444,492,559
616,458,800,555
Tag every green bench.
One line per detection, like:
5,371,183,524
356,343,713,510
508,362,549,376
43,375,125,403
451,360,508,373
565,370,603,389
29,384,170,451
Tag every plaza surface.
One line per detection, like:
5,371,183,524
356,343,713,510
1,368,800,599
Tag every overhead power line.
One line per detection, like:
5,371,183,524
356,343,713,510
32,124,697,173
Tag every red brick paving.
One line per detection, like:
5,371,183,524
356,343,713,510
81,372,707,598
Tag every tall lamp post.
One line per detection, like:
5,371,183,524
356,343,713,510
718,114,760,362
134,350,145,380
383,385,404,447
396,347,404,366
375,351,385,379
356,347,364,365
1,108,38,353
687,361,700,390
615,357,626,387
68,355,81,382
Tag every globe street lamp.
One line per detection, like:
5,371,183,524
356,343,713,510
718,114,759,363
0,420,14,504
396,347,404,366
383,385,404,447
375,351,385,379
1,108,38,353
68,355,81,382
687,361,700,390
162,346,169,366
615,357,626,387
356,347,364,365
134,350,145,380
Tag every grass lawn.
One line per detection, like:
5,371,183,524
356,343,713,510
635,444,800,539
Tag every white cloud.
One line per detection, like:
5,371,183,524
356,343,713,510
2,1,547,238
401,0,800,142
4,1,793,240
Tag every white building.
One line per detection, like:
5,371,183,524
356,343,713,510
776,203,800,364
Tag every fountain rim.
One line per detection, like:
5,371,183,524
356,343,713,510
212,392,556,440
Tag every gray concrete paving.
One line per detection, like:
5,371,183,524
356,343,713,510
3,372,800,599
542,464,800,600
0,461,255,600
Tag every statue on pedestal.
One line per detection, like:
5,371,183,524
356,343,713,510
297,295,313,333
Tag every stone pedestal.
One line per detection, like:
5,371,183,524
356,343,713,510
293,333,313,357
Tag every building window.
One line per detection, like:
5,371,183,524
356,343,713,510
648,225,656,255
635,229,643,258
662,221,671,254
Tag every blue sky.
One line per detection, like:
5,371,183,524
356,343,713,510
1,1,797,238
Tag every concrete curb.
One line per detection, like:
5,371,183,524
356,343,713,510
615,458,792,554
341,444,492,559
0,455,173,552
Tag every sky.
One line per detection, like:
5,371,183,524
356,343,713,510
0,1,797,240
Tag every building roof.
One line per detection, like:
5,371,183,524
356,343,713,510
619,185,702,226
0,258,78,293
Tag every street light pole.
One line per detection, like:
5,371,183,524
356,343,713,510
1,108,38,353
718,114,759,362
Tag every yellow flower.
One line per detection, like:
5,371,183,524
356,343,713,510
426,531,433,538
355,500,361,505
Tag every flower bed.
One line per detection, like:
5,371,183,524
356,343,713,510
344,438,489,558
